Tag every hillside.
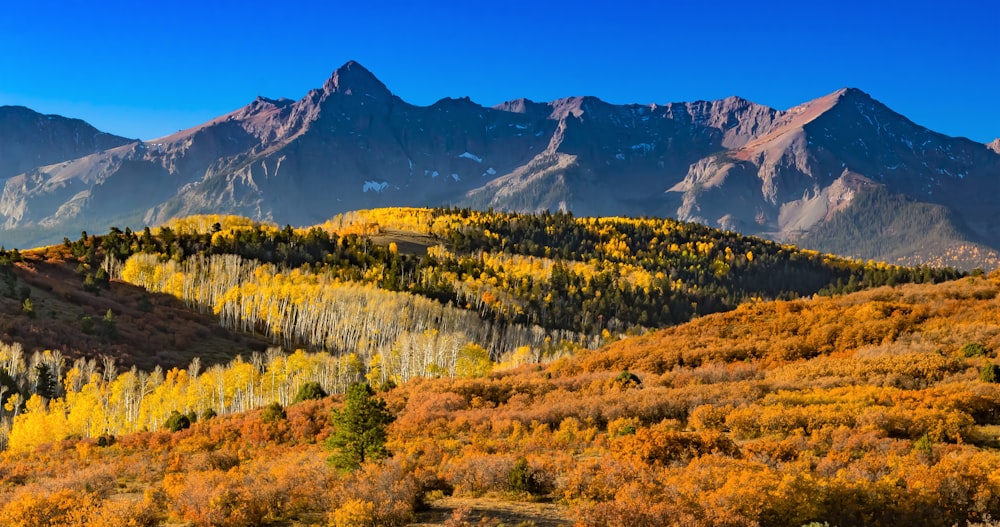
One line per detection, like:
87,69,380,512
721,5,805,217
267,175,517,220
0,206,959,391
2,271,1000,526
0,244,267,370
99,208,960,371
1,63,999,269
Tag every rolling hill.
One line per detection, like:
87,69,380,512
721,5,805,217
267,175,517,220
0,256,998,526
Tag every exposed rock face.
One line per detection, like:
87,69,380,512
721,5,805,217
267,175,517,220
988,138,1000,155
0,106,131,180
1,62,999,268
670,89,1000,230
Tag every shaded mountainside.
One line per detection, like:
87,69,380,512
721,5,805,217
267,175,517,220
0,245,266,370
796,186,1000,269
1,64,999,269
0,106,132,182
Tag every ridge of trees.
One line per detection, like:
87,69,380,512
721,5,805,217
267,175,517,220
82,208,961,355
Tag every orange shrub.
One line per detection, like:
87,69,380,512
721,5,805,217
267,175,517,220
163,469,278,527
328,459,420,527
0,488,96,527
611,424,739,467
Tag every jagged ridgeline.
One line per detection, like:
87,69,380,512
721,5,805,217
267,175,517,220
88,208,960,372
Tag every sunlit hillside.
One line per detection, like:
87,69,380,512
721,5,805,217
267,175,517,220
0,208,988,527
2,273,1000,526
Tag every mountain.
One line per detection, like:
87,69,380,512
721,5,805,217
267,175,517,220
0,62,998,269
670,88,1000,268
0,106,131,181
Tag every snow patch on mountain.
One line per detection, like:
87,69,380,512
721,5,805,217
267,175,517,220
362,181,388,193
458,152,483,163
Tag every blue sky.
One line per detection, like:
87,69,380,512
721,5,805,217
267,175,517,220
1,0,996,142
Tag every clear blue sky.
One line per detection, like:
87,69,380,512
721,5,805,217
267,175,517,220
1,0,996,142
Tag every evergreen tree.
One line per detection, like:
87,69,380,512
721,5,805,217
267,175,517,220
32,363,54,400
293,381,327,403
326,382,394,471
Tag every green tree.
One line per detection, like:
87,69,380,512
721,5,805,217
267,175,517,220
509,456,543,495
293,381,327,403
82,273,98,293
962,342,989,357
327,382,394,472
33,363,55,399
101,309,118,338
980,363,1000,383
165,410,191,432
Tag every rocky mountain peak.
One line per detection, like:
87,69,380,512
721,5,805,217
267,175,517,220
988,138,1000,154
493,97,547,115
835,86,871,99
547,95,609,120
2,70,999,270
322,60,391,98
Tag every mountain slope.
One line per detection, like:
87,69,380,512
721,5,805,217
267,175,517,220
0,106,132,182
668,88,1000,266
0,245,267,370
1,65,999,268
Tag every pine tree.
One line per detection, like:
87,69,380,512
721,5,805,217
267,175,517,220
326,382,394,471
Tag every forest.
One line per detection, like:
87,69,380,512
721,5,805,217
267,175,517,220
0,208,992,526
92,208,960,361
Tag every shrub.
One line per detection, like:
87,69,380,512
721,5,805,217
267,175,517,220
163,469,276,527
615,369,642,389
292,381,327,403
962,343,989,358
330,498,376,527
607,416,639,437
508,456,544,495
980,363,1000,383
0,488,100,527
165,410,191,432
261,402,286,423
329,460,420,527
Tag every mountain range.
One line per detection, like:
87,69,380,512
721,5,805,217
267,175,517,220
1,61,999,269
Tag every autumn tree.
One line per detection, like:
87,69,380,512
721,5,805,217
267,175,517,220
327,383,394,471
